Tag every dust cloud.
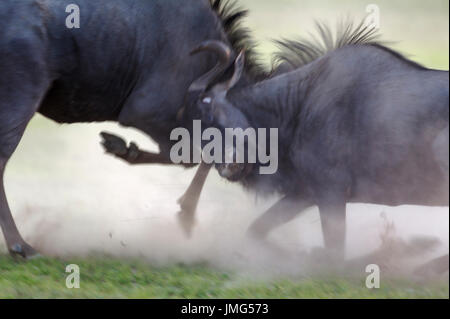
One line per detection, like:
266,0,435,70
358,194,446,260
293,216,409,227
1,117,448,280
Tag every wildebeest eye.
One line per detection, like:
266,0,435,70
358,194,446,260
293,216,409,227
202,97,212,104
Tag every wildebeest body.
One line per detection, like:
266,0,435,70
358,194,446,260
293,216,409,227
0,0,256,257
39,1,222,131
232,45,449,207
181,29,449,255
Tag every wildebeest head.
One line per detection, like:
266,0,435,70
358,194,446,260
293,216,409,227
179,40,253,181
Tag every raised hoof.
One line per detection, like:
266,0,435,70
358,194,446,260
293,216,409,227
9,242,40,260
100,132,128,157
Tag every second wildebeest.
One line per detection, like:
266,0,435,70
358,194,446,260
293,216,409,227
178,23,449,261
0,0,265,258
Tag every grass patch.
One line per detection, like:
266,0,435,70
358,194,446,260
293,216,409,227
0,255,447,299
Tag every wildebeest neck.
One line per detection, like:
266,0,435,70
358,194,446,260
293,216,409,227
228,59,324,140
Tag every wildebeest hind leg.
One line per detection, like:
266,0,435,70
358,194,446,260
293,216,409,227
0,89,49,258
0,108,42,258
247,196,313,241
0,49,50,258
0,87,49,258
0,163,38,258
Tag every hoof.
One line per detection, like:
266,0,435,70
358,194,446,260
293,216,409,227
100,132,128,157
9,242,40,260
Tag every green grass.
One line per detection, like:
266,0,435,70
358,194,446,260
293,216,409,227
0,255,447,299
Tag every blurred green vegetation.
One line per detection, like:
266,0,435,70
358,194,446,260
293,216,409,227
0,256,448,298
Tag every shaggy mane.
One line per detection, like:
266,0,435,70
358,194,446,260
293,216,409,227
210,3,425,78
272,19,425,70
210,0,267,80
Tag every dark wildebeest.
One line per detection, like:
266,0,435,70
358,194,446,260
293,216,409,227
0,0,266,258
174,23,449,266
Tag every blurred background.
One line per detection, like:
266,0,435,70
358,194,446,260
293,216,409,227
245,0,449,69
1,0,448,274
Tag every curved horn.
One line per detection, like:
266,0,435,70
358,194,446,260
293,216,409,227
188,40,233,92
224,50,245,91
210,50,245,95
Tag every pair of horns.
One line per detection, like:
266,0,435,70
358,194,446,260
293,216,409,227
188,40,245,93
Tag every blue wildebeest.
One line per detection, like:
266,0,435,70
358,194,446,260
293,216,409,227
0,0,266,258
174,23,449,267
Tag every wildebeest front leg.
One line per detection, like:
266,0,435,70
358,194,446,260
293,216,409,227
177,162,212,237
100,132,177,165
247,196,313,241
